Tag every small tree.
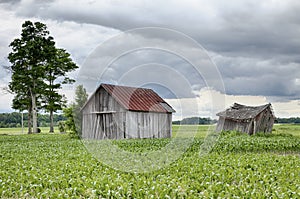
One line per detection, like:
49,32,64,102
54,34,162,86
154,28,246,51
63,85,88,138
74,85,88,134
63,106,77,137
58,121,66,133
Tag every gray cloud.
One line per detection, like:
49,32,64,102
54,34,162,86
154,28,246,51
212,52,300,99
10,1,300,58
1,0,300,105
0,0,20,4
12,0,300,59
77,29,219,99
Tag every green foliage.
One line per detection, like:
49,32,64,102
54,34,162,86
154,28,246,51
63,85,88,137
73,85,88,133
212,130,300,153
0,128,300,198
275,124,300,137
58,121,65,133
173,117,217,125
276,117,300,124
0,112,21,126
7,20,78,133
42,48,78,132
74,85,89,108
8,20,56,133
63,106,77,138
0,112,65,128
11,91,31,112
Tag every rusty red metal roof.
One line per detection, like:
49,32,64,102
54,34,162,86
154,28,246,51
101,84,175,113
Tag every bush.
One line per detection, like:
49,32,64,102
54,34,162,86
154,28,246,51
58,121,65,133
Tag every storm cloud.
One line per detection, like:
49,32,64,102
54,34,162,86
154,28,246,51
0,0,300,115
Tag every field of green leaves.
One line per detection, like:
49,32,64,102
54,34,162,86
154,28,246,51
0,124,300,198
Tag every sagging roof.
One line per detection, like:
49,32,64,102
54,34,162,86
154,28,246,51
98,84,175,113
216,103,273,120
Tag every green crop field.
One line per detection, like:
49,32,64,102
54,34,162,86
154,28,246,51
0,124,300,198
0,127,59,135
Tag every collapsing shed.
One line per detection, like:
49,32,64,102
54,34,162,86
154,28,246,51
81,84,175,139
216,103,275,135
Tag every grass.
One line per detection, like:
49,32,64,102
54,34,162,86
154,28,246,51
171,123,300,138
0,124,300,198
0,126,59,135
1,124,299,137
172,124,213,138
273,123,300,137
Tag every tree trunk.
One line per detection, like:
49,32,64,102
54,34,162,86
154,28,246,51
27,108,32,134
49,110,54,133
32,93,38,133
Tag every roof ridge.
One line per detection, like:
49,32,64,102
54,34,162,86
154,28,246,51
101,83,153,91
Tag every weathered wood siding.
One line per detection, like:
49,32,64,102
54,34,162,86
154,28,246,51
216,117,251,133
82,87,126,139
125,111,172,139
82,93,96,139
216,106,274,135
215,117,225,132
82,87,172,139
253,107,274,134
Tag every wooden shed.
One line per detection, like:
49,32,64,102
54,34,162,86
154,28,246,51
81,83,175,139
215,103,275,135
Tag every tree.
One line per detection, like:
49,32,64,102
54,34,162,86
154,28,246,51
8,21,55,133
43,48,78,133
74,85,89,113
63,85,88,137
8,20,78,133
74,85,88,134
63,106,77,136
2,53,32,132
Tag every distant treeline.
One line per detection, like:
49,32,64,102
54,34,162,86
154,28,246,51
0,112,66,128
172,117,218,125
173,116,300,125
275,117,300,124
1,113,299,128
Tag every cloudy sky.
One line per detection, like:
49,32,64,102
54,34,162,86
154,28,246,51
0,0,300,119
